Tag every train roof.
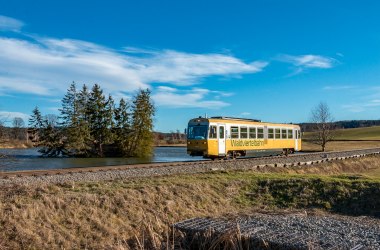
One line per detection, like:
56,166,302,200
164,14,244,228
210,116,261,122
189,116,300,127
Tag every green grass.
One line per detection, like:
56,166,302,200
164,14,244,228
334,126,380,140
304,126,380,140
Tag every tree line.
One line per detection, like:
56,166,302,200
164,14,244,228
28,83,155,157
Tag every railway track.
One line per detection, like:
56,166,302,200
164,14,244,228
0,148,380,185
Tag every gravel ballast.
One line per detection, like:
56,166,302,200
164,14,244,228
0,148,380,186
174,214,380,249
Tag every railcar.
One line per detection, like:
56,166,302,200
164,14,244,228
187,116,301,159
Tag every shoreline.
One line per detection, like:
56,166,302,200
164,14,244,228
155,144,186,147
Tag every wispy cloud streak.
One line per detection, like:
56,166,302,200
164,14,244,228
323,85,355,91
0,111,29,122
152,87,230,109
279,54,336,68
0,15,24,32
277,54,338,75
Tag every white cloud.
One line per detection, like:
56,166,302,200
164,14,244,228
277,54,337,75
0,36,268,99
323,85,354,91
342,99,380,113
0,15,24,32
152,87,230,109
0,111,29,123
138,50,268,85
282,54,336,68
157,86,178,92
240,112,251,116
341,104,365,113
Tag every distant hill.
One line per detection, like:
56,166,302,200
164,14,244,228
300,120,380,132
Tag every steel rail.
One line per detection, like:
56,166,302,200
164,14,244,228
1,147,380,179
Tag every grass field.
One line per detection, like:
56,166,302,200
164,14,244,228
333,126,380,140
304,126,380,140
301,140,380,152
302,126,380,152
0,155,380,249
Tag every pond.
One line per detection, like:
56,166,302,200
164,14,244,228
0,147,204,172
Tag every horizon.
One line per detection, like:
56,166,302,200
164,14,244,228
1,0,380,132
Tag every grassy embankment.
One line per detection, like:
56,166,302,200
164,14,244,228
302,126,380,152
1,155,380,249
0,139,32,149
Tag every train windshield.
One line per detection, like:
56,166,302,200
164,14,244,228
187,125,208,139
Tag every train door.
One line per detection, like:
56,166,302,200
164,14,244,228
218,124,226,155
264,126,268,145
294,129,299,151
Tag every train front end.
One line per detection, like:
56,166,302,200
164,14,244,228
186,117,209,157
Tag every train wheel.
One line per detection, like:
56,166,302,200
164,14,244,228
283,149,289,156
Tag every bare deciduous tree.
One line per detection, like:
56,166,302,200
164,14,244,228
310,102,335,152
44,114,58,127
12,117,25,140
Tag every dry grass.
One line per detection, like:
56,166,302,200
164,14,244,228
304,126,380,140
0,176,249,249
301,140,380,152
0,139,33,149
0,156,380,249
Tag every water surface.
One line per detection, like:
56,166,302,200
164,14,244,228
0,147,204,172
0,147,285,172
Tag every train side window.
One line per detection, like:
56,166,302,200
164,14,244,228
275,128,280,139
257,128,264,139
249,127,256,139
298,130,301,139
209,126,217,139
268,128,274,139
288,129,293,139
231,126,239,138
240,127,248,139
219,126,224,139
281,129,287,139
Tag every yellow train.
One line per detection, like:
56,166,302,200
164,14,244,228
187,116,301,159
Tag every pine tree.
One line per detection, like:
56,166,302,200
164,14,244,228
59,82,77,128
75,84,93,156
129,89,155,157
87,84,113,157
104,94,115,142
28,106,43,146
59,83,92,156
114,98,132,156
38,115,65,157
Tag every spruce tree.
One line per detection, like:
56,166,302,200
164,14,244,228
114,98,132,156
129,89,155,157
87,84,112,157
38,115,65,157
28,106,43,146
104,94,115,142
59,82,78,155
59,83,92,156
75,84,93,156
59,82,77,128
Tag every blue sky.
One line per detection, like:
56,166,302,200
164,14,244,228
0,0,380,132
